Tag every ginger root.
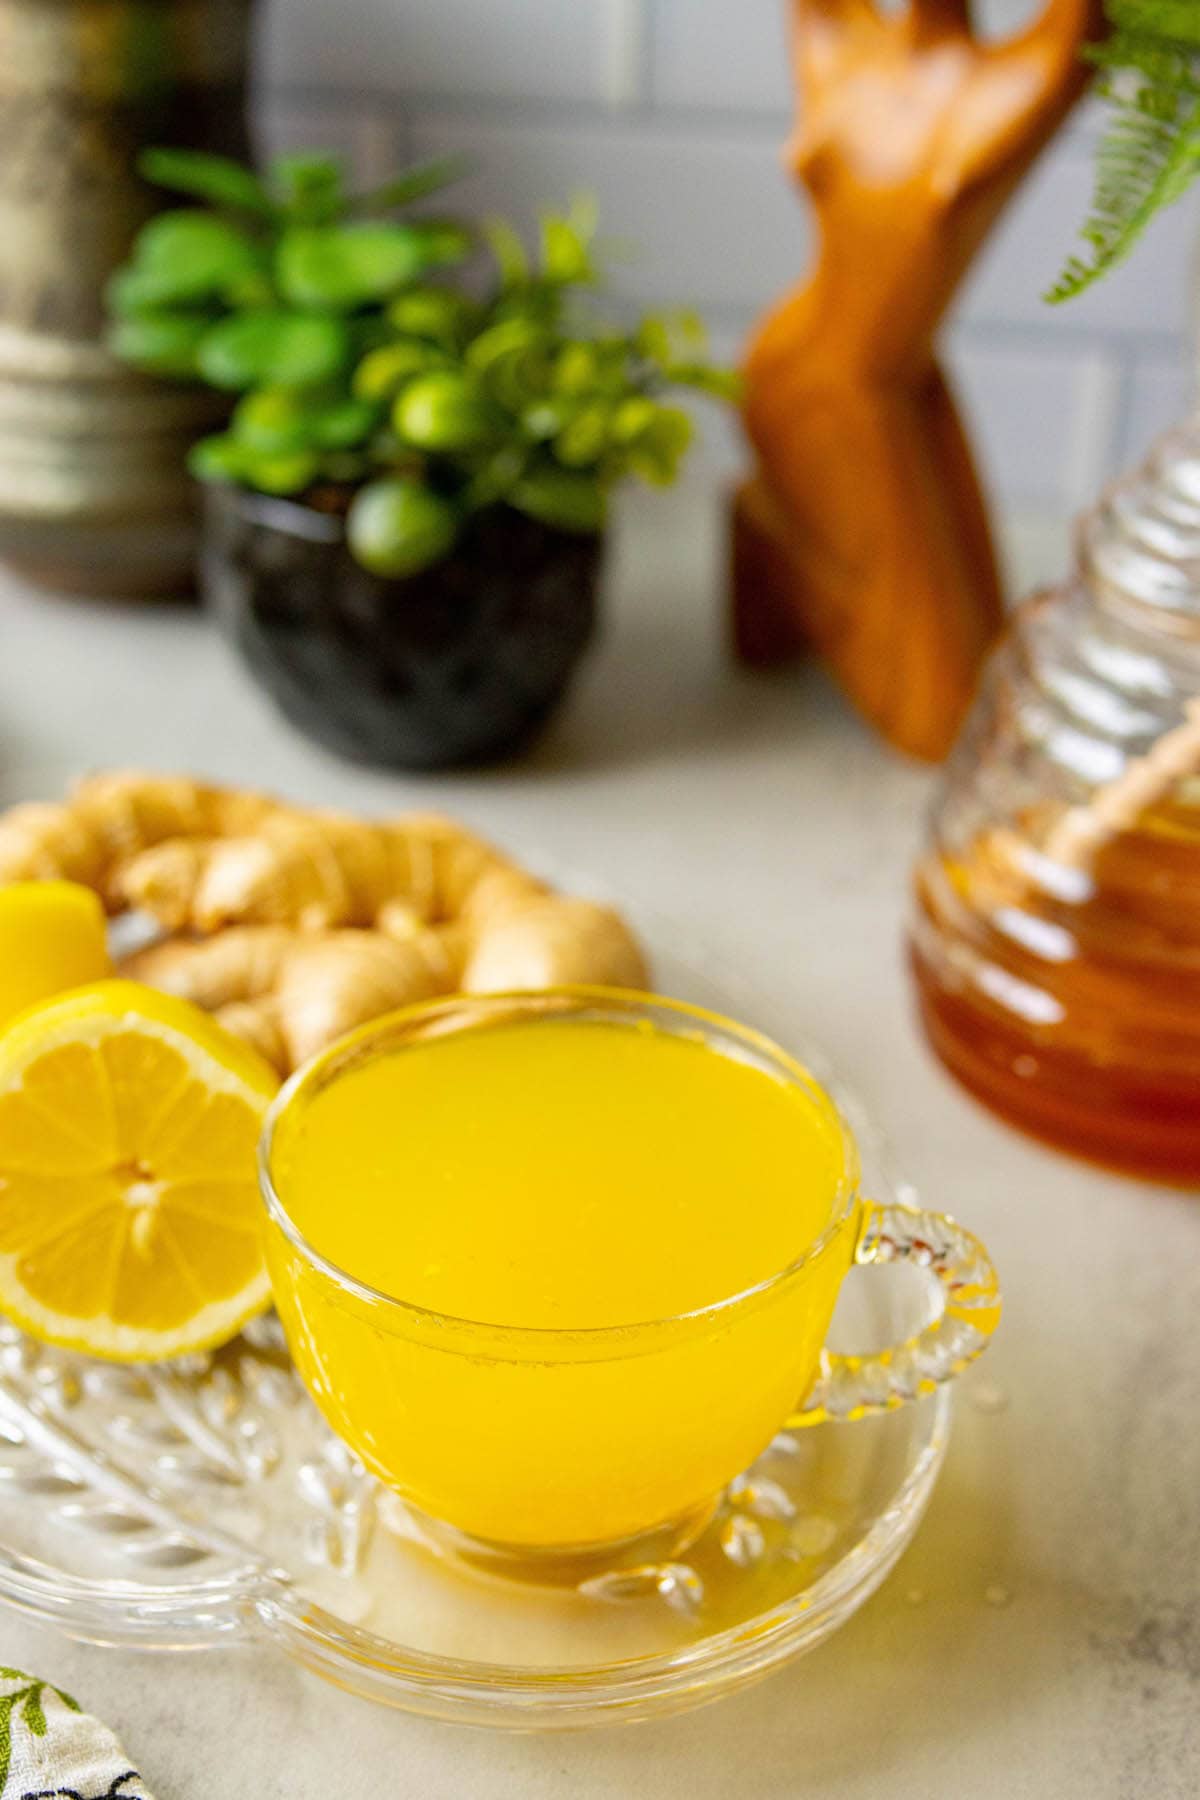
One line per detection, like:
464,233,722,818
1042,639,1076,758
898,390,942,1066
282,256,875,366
121,894,646,1074
119,809,462,935
0,773,272,909
1,773,649,1074
120,928,453,1071
4,772,563,937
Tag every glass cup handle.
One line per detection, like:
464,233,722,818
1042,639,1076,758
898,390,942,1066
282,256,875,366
788,1200,1002,1427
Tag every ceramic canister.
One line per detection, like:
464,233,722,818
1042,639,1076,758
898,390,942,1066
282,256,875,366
0,0,255,598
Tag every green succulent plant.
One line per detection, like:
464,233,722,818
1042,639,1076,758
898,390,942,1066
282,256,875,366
108,153,736,577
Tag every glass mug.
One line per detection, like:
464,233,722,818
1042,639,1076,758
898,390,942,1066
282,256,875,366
260,991,1001,1578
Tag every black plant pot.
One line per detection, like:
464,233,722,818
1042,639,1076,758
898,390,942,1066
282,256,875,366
203,484,603,770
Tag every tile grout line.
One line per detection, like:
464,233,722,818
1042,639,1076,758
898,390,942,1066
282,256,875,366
1065,353,1126,508
252,81,1102,147
1103,355,1138,481
604,0,650,110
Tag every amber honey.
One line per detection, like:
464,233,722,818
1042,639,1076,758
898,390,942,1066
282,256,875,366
912,792,1200,1185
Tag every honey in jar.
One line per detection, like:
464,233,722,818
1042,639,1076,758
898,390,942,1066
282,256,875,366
912,423,1200,1184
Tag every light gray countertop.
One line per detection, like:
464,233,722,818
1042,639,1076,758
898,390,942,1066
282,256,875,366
0,489,1195,1798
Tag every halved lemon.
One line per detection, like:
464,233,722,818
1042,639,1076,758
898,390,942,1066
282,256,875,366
0,981,279,1361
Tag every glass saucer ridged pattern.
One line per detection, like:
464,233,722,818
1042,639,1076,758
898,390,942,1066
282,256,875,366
0,935,951,1728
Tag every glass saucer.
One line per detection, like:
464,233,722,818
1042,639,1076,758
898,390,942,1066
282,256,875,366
0,937,951,1729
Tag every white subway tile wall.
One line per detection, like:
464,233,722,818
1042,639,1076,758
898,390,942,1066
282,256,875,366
1121,354,1198,467
254,0,1200,520
402,115,808,313
261,0,621,102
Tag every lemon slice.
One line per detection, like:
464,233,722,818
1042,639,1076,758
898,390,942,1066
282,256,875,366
0,981,279,1361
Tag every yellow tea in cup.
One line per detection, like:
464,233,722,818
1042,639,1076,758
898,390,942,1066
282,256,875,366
262,991,999,1567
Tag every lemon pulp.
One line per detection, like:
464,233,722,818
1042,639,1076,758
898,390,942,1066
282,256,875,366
0,981,278,1360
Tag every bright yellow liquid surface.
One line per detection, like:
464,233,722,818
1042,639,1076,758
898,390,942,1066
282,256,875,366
278,1019,840,1326
267,1015,857,1549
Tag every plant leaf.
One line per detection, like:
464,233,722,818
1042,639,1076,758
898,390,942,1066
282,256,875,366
347,477,459,575
555,402,613,467
553,341,602,394
349,155,471,215
623,403,693,485
319,450,371,482
467,316,549,372
1107,1,1200,44
354,338,450,399
468,317,555,411
119,211,261,304
270,154,345,221
197,311,349,389
108,311,213,377
510,464,606,531
521,398,572,440
385,286,477,346
540,213,595,285
188,433,248,482
462,444,529,510
610,395,659,443
1048,8,1200,302
483,216,530,289
276,225,429,309
663,361,741,400
392,369,499,450
309,395,381,450
635,309,708,366
138,148,275,216
240,449,320,495
104,265,176,313
406,219,474,268
231,386,315,453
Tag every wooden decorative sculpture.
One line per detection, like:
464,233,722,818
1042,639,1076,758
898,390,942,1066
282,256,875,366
734,0,1105,761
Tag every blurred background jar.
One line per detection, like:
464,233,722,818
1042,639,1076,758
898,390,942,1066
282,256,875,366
911,415,1200,1185
0,0,254,598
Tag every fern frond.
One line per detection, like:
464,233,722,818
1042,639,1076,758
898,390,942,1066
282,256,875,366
1106,1,1200,45
1047,1,1200,303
